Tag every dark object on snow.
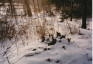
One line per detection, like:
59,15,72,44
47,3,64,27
78,30,84,35
88,58,92,61
44,48,51,51
55,60,60,63
24,53,34,57
67,38,71,42
44,48,47,51
48,39,56,46
60,35,66,39
59,40,61,42
47,48,51,50
62,46,66,50
32,49,37,51
41,36,45,42
87,29,90,30
24,52,41,57
35,52,41,55
6,46,11,50
56,32,61,37
78,33,84,35
46,58,52,62
86,54,92,61
3,51,7,56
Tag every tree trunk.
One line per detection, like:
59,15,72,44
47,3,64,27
82,0,87,29
24,0,32,17
37,0,40,12
33,0,36,12
70,1,73,21
8,0,14,15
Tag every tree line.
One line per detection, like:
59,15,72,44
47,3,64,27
0,0,92,29
50,0,92,29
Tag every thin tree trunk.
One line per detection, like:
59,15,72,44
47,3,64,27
82,0,87,29
8,0,14,15
33,0,36,12
70,1,73,21
37,0,40,12
24,0,32,17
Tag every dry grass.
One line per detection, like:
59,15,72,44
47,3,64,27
66,21,80,34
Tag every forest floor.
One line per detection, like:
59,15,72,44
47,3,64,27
0,12,92,64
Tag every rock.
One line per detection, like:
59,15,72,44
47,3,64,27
46,58,52,62
60,35,66,39
47,48,51,50
24,53,34,57
55,60,60,63
32,49,37,51
48,39,56,46
62,46,66,50
44,48,47,51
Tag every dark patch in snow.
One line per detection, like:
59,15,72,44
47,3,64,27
59,40,61,42
44,48,47,51
67,38,71,43
35,52,41,55
60,35,66,39
88,58,92,61
43,48,51,51
78,33,85,35
62,46,66,50
24,53,34,57
6,46,11,50
55,59,60,63
47,48,51,50
87,48,92,50
56,32,61,37
24,52,41,57
46,58,52,62
32,49,37,51
41,36,45,42
48,39,56,46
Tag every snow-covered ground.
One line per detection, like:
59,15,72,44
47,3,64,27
0,18,92,64
0,4,92,64
0,30,92,64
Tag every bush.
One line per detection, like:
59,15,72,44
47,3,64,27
0,19,16,41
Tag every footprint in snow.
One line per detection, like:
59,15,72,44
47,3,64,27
24,53,34,57
46,58,52,62
24,52,41,57
43,48,51,51
55,59,60,63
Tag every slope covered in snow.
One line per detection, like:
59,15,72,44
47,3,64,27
0,25,92,64
0,4,92,64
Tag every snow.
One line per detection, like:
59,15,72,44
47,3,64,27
0,3,92,64
0,21,92,64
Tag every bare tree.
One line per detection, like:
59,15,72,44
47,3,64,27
81,0,87,29
24,0,32,17
7,0,15,15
